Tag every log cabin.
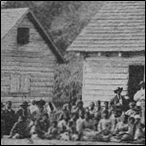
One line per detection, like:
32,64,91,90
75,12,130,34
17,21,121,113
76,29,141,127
1,8,65,107
68,1,145,106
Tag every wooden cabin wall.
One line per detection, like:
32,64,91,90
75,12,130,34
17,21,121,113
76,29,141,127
1,16,57,107
82,55,145,106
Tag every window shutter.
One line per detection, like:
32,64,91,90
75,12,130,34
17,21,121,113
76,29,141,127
20,75,30,93
10,74,20,93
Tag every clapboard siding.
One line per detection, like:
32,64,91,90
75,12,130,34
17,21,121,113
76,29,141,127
84,73,128,79
85,85,128,91
1,14,57,106
1,56,56,64
1,61,55,69
84,79,128,85
82,55,145,105
1,66,55,73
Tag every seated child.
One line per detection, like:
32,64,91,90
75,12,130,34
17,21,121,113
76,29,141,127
110,104,123,132
125,102,136,117
76,110,85,140
32,113,50,139
65,121,78,141
133,116,145,144
94,100,102,131
134,123,145,144
111,114,129,142
116,116,136,142
58,113,69,134
44,121,58,140
81,112,98,141
97,110,112,142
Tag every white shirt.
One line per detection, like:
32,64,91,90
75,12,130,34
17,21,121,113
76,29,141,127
134,89,145,106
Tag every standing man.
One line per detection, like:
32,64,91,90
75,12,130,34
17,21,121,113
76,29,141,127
110,87,127,112
4,101,15,135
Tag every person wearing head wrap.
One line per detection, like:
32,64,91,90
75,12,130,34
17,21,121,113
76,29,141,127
134,81,145,125
134,81,145,104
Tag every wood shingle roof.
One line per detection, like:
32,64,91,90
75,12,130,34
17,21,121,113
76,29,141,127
68,1,145,52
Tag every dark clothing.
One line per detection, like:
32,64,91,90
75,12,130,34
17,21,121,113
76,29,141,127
10,108,33,138
110,95,128,112
4,109,15,135
35,118,50,138
1,110,5,138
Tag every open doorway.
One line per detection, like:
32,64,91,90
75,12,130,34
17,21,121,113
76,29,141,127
128,65,144,101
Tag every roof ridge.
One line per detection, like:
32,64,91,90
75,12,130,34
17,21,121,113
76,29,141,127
1,7,29,11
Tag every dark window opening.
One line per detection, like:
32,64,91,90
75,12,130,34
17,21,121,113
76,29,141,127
17,28,30,45
128,65,144,101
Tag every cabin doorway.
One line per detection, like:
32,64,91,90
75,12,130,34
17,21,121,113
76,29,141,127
128,65,144,101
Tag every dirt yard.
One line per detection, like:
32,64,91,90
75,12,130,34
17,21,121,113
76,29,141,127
1,137,142,145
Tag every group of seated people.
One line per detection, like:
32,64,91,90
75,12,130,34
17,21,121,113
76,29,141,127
1,83,145,144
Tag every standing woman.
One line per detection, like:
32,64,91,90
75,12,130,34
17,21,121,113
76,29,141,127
134,81,145,125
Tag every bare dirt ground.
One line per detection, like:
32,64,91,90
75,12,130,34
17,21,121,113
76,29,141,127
1,137,141,145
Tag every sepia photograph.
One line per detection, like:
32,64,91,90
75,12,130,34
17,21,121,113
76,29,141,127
1,1,145,145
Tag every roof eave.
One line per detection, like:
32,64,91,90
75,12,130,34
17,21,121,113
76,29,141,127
27,10,65,63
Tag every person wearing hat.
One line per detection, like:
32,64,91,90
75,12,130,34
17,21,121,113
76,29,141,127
110,87,128,112
134,81,145,125
9,101,33,139
110,88,128,132
4,101,15,135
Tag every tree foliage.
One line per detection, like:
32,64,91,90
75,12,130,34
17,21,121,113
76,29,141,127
53,55,83,103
